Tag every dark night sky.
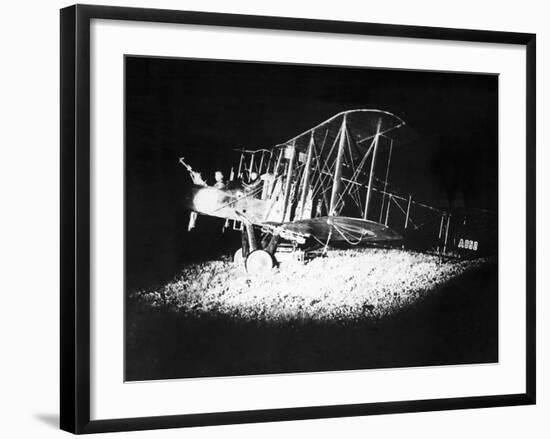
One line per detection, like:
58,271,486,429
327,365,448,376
125,56,498,290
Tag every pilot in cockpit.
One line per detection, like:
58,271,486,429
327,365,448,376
213,171,226,189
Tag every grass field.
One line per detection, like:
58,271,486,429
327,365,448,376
126,248,498,381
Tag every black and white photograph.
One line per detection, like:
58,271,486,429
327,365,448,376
0,0,544,436
125,56,499,381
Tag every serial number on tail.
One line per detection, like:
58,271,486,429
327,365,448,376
458,238,478,251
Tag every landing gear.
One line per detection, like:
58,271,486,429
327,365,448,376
237,223,279,275
245,249,275,275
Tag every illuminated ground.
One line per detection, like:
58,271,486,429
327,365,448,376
126,248,497,380
130,248,491,322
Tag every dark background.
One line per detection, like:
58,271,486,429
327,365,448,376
125,57,499,381
125,56,498,292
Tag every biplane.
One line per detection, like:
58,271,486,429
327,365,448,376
180,109,496,274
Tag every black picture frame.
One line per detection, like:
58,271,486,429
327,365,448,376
60,4,536,434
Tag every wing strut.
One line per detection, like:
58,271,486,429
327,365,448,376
363,118,382,220
298,133,314,219
329,115,347,216
281,141,296,222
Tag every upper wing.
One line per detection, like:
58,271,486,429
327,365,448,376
280,109,407,158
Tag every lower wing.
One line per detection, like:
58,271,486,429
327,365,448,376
265,216,402,244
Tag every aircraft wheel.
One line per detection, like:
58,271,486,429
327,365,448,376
245,249,275,276
233,248,244,266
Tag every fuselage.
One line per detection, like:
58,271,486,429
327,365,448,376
187,185,278,224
